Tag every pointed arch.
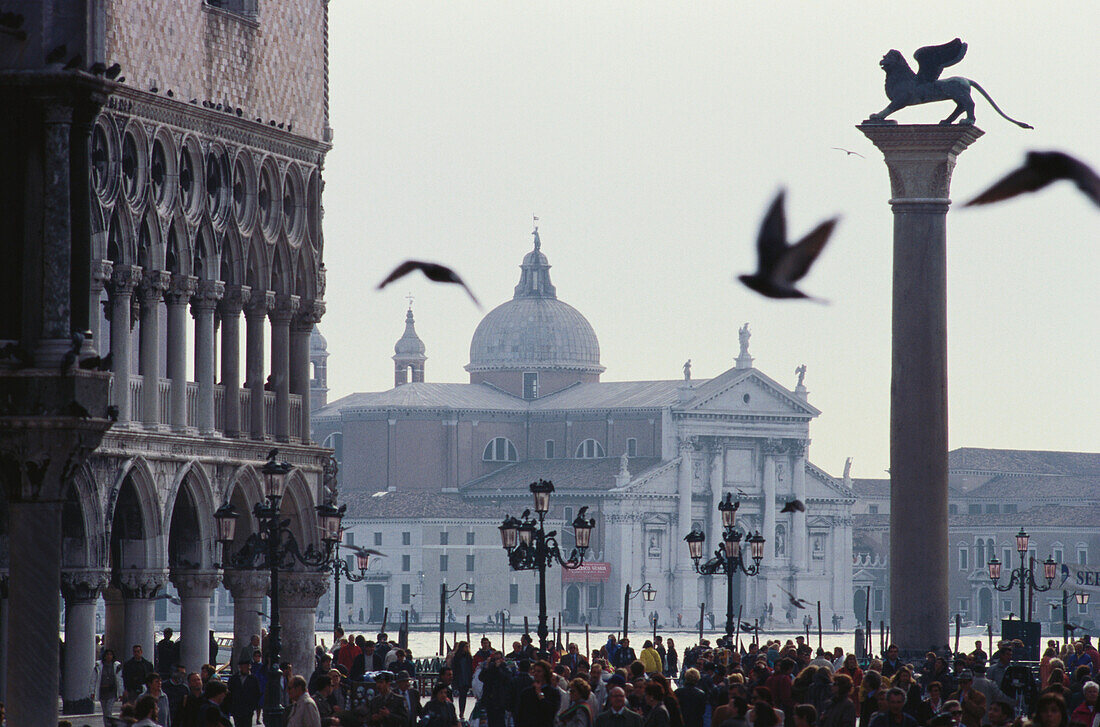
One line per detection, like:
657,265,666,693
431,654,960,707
219,225,245,286
294,247,318,302
270,240,293,297
165,215,193,276
245,233,271,292
107,208,136,265
163,461,217,570
280,469,318,553
194,217,222,282
107,456,165,571
62,463,106,569
137,208,165,270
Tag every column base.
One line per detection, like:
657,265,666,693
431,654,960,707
62,697,94,715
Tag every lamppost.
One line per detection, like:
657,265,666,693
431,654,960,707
331,529,372,639
1059,590,1091,643
987,529,1057,625
499,479,595,657
622,582,656,642
684,493,765,647
438,582,474,656
215,453,344,727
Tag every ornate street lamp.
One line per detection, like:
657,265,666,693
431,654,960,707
216,451,344,727
684,493,764,647
438,582,475,655
499,480,595,656
330,527,373,639
622,582,657,641
988,527,1056,625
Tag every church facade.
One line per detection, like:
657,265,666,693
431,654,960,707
313,232,856,634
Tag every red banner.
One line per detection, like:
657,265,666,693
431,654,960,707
561,562,611,583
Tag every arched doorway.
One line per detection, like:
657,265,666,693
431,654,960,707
978,587,993,626
565,585,580,624
853,588,868,625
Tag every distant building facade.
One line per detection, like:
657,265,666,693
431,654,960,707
313,231,856,637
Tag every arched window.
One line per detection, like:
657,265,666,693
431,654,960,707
574,439,605,459
976,540,985,567
483,437,517,462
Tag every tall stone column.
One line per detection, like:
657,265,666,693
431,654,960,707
291,301,324,443
279,572,328,678
165,275,197,430
108,266,142,423
90,260,113,355
118,570,168,659
103,585,125,655
172,571,221,672
191,281,225,435
676,440,696,612
61,569,109,714
246,292,275,440
138,271,170,427
223,570,270,660
34,103,75,366
269,295,300,443
790,441,808,572
219,285,251,438
761,445,778,569
859,123,982,656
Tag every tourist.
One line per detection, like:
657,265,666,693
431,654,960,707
122,644,155,702
642,683,671,727
985,701,1013,727
284,675,321,727
558,678,595,727
394,670,421,724
595,686,643,727
144,672,171,727
368,670,409,726
821,674,857,727
675,668,707,727
164,664,190,725
715,694,751,727
449,640,474,718
1033,693,1070,727
795,704,819,727
916,682,944,727
94,648,124,724
178,672,206,726
156,629,179,675
751,700,781,727
133,694,161,727
421,682,460,727
870,689,918,727
477,651,512,727
518,660,563,726
309,674,335,724
859,672,883,727
1069,682,1099,727
838,656,864,691
227,659,263,726
666,639,679,678
201,680,231,727
640,641,663,675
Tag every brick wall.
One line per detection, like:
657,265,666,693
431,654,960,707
105,0,327,141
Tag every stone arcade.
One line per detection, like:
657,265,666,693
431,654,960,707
0,2,335,722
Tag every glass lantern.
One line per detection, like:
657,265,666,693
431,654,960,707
214,503,239,545
572,512,594,550
749,532,766,562
642,584,656,602
988,557,1003,581
1015,529,1030,554
499,516,520,550
684,528,706,562
530,479,555,515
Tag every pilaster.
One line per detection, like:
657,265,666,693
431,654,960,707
61,569,109,714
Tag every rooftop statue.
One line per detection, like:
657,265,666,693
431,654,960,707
865,38,1032,129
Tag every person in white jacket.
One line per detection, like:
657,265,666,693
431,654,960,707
93,648,124,724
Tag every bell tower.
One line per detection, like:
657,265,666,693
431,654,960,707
393,304,427,386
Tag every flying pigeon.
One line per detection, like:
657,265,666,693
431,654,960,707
778,586,812,610
780,499,806,514
377,261,481,308
739,622,755,633
965,151,1100,208
832,147,865,158
738,190,839,300
346,545,386,558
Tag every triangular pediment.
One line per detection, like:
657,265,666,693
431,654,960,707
679,368,820,417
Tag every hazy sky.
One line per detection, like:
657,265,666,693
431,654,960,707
321,2,1098,478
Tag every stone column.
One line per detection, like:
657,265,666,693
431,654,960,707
279,572,329,678
103,585,125,655
761,444,778,570
269,295,300,443
676,440,695,612
191,280,225,435
223,570,270,660
219,285,251,438
90,260,113,355
138,271,170,427
165,275,197,431
6,502,61,726
108,266,142,423
118,570,168,659
172,571,221,672
61,569,109,714
790,441,808,572
34,103,75,366
291,301,324,443
859,123,982,656
245,292,275,440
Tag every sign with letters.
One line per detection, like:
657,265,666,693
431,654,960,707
561,562,611,583
1059,563,1100,593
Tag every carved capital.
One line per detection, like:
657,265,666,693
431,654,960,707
244,290,276,318
108,265,143,298
138,270,171,303
91,260,114,290
279,571,329,608
190,280,225,315
61,569,110,603
785,439,808,457
762,438,787,455
117,569,169,599
218,284,252,315
269,294,301,325
0,420,111,501
170,569,221,599
292,299,325,332
222,569,270,599
164,274,198,305
857,124,983,202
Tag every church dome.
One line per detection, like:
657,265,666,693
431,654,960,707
394,307,426,357
467,229,604,375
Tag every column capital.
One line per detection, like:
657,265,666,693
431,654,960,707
61,568,110,603
117,569,169,599
219,284,252,315
190,280,225,314
784,438,809,457
170,569,221,599
109,265,143,297
292,299,326,332
279,571,329,608
762,438,787,455
857,124,984,203
164,274,198,305
244,290,276,318
138,270,171,302
269,294,301,325
222,569,270,599
91,259,114,289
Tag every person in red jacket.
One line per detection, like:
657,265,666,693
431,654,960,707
765,659,796,715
